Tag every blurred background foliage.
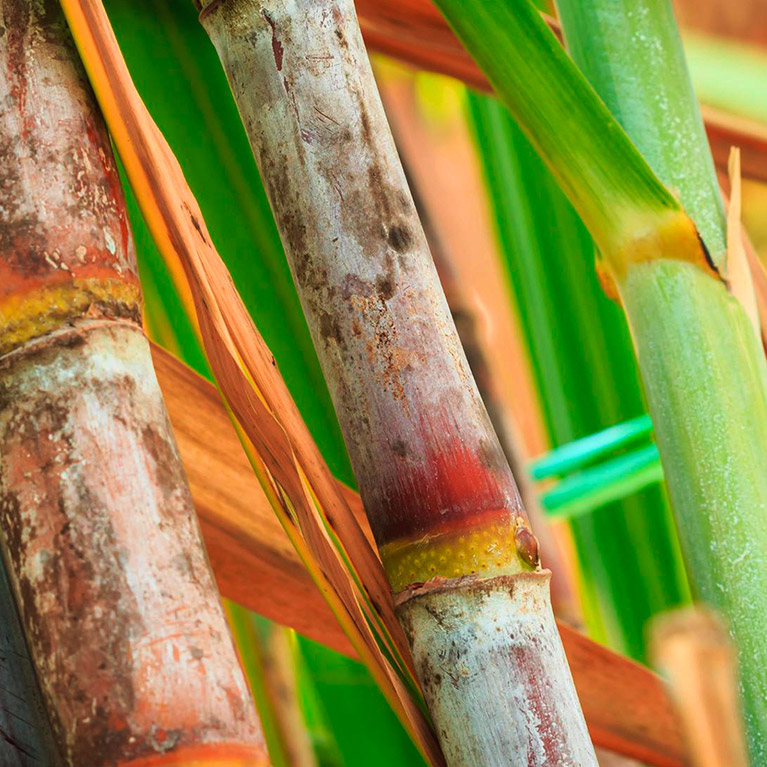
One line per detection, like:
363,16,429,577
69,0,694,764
104,0,767,763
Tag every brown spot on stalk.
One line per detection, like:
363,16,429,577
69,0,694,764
386,223,413,253
332,4,349,50
375,274,395,301
341,273,374,300
391,439,408,458
359,105,372,144
319,311,345,348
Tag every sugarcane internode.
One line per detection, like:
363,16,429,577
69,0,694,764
0,279,142,354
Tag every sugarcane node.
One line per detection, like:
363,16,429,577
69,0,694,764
380,508,538,593
0,280,142,356
598,209,724,303
393,569,552,607
119,742,270,766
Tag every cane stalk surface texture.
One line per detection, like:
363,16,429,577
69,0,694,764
0,2,267,765
198,0,598,764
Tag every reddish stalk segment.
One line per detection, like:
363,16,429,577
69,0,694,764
0,0,140,351
198,0,534,585
0,2,266,764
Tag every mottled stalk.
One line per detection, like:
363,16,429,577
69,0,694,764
0,2,267,765
198,0,596,763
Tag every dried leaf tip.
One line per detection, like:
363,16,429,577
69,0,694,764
725,147,760,337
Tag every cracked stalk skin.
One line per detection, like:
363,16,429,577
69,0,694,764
199,0,597,763
0,2,267,765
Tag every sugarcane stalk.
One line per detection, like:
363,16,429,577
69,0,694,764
197,1,597,764
0,1,267,764
379,76,578,619
428,0,767,758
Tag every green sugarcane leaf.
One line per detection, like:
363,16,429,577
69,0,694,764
555,0,727,267
431,0,689,264
466,92,690,660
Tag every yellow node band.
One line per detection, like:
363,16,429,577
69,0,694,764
0,279,141,354
381,519,536,593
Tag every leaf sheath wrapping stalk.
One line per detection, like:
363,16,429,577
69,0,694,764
554,0,727,266
553,0,767,758
199,0,597,763
0,2,267,764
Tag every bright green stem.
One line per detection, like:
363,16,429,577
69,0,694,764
531,414,653,479
431,0,682,256
621,261,767,760
554,0,727,266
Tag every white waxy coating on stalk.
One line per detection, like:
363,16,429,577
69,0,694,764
199,0,523,548
398,572,598,767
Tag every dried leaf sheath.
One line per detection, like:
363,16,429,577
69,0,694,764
0,2,266,765
198,0,597,763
